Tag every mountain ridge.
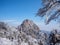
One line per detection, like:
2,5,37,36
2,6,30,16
0,19,60,45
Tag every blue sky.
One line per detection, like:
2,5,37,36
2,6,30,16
0,0,60,31
0,0,41,22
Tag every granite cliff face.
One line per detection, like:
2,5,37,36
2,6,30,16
18,19,40,38
0,19,60,45
18,19,48,45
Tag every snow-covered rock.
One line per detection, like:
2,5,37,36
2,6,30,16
0,20,60,45
0,37,16,45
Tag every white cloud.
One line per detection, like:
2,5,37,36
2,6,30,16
0,19,21,26
35,21,60,31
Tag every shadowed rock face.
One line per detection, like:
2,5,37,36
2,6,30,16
49,30,60,45
0,22,7,30
18,19,40,38
18,19,40,31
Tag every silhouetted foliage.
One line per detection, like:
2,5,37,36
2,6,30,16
37,0,60,24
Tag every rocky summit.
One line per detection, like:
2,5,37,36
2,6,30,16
0,19,60,45
18,19,40,38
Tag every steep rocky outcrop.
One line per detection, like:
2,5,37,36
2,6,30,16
18,19,48,45
18,19,40,38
